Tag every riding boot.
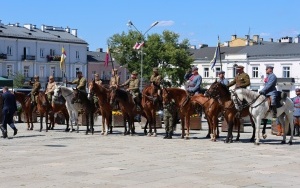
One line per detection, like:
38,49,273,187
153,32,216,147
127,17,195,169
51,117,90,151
9,123,18,136
163,132,169,139
271,105,277,120
0,126,7,139
167,132,172,139
294,125,300,136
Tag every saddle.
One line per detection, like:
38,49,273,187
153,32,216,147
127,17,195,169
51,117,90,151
266,91,286,109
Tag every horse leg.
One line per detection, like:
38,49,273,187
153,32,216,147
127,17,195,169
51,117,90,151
91,113,94,135
262,119,268,139
287,113,294,145
123,115,128,135
109,114,113,134
212,116,218,142
206,115,212,138
181,118,185,139
85,113,89,135
40,115,43,132
235,118,240,141
26,112,30,130
144,120,148,135
64,111,70,132
254,117,262,145
185,116,190,139
101,114,105,135
76,113,79,133
153,111,157,137
250,116,256,142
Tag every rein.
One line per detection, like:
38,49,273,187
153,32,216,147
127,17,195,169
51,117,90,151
231,89,266,109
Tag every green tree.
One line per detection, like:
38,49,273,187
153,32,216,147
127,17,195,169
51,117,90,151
108,30,194,86
13,72,25,88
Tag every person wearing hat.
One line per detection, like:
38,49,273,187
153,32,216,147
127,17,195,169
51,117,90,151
45,75,57,103
119,71,141,110
292,88,300,136
67,71,87,103
185,66,202,94
150,67,162,106
109,69,120,89
217,71,229,86
29,75,41,106
94,73,102,86
259,66,277,119
228,65,250,89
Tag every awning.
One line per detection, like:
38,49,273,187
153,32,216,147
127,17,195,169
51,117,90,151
0,77,13,87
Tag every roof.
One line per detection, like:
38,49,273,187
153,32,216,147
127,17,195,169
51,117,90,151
0,24,88,44
87,51,106,62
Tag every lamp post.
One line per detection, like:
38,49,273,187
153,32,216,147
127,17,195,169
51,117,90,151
127,20,159,90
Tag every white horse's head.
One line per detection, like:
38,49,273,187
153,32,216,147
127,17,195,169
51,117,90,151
53,85,62,98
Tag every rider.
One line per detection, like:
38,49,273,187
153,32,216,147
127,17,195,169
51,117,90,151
29,75,41,106
93,73,102,109
259,66,277,119
109,68,120,89
67,71,87,103
150,67,162,108
185,66,202,94
227,65,250,89
119,70,141,110
45,75,56,103
217,71,229,86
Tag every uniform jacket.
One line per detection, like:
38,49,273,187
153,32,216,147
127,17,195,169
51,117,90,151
261,73,277,95
110,75,120,87
31,81,41,95
45,81,56,94
122,78,140,93
228,72,250,89
186,74,202,93
150,74,162,86
95,79,102,86
2,91,17,113
293,96,300,116
71,77,87,91
218,78,229,86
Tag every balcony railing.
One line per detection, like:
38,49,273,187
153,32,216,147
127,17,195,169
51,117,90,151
22,55,36,60
0,53,7,59
47,55,61,62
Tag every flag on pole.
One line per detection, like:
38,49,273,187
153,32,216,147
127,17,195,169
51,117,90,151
104,47,109,67
210,46,219,70
60,47,66,71
133,42,139,50
136,42,144,50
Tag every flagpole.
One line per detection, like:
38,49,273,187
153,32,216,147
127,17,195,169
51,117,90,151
218,36,222,71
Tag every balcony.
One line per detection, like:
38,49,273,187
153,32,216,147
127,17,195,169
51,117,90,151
47,55,61,62
22,55,36,61
0,53,7,59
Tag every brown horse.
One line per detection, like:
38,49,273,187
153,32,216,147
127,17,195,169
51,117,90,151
14,91,35,130
141,85,160,136
205,81,258,143
109,87,140,135
51,96,70,132
190,94,221,141
88,80,112,135
162,87,197,139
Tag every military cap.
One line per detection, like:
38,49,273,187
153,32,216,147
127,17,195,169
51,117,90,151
34,75,39,78
49,75,54,79
218,71,225,75
236,65,244,69
266,65,274,70
131,71,138,75
296,88,300,92
94,73,99,77
153,67,159,72
113,68,118,72
77,71,82,74
192,66,198,71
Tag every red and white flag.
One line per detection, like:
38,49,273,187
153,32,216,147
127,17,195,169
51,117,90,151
133,42,139,50
136,42,144,50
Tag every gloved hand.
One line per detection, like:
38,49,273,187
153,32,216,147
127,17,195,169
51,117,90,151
259,90,265,95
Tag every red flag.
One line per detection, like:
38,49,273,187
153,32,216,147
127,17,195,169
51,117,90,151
136,42,144,50
133,42,139,50
104,47,109,67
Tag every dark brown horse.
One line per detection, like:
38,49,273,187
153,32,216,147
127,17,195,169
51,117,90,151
14,91,35,130
162,87,197,139
205,81,259,143
88,80,112,135
109,87,140,135
141,85,160,136
190,94,221,141
51,96,70,132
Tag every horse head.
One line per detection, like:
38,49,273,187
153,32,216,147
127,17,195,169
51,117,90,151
162,87,171,105
205,81,230,99
53,85,62,100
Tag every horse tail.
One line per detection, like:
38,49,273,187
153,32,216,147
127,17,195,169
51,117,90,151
281,92,287,100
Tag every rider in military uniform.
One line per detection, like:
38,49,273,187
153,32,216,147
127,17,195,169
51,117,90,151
67,71,87,103
45,75,56,103
227,65,250,89
93,73,102,108
109,69,120,89
150,67,162,108
29,75,41,106
119,71,141,110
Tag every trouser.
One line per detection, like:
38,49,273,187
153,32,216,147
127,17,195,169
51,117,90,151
47,93,53,103
267,94,277,118
294,116,300,136
1,110,16,135
164,110,173,134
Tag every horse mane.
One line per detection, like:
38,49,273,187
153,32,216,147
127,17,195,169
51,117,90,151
239,88,259,99
116,89,130,101
212,81,231,96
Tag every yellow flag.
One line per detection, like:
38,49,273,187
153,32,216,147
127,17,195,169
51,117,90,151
60,47,66,71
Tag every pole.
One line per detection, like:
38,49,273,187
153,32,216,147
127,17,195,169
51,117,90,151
140,47,143,90
218,36,222,71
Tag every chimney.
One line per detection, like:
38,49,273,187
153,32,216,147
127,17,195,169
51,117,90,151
231,35,237,40
15,22,20,27
199,44,208,48
32,25,36,29
41,24,45,32
71,29,77,37
253,35,259,42
96,48,103,52
190,45,196,49
245,35,249,39
260,38,264,41
24,24,33,30
270,38,273,42
65,26,70,33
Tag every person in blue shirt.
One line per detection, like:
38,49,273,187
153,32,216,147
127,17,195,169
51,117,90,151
185,66,202,94
259,66,277,119
0,86,18,138
217,71,229,86
292,88,300,136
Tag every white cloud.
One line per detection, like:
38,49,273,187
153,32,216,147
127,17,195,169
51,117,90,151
157,20,175,27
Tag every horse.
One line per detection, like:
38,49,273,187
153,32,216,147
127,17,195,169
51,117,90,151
162,87,198,139
88,80,112,135
72,88,95,135
190,94,221,141
109,87,140,135
141,84,160,136
53,85,80,133
36,91,54,132
51,96,70,132
232,88,294,145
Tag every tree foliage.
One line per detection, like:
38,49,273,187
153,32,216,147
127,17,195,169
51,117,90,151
107,30,194,86
13,72,25,88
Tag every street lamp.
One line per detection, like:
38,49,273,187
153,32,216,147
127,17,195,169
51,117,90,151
127,20,159,90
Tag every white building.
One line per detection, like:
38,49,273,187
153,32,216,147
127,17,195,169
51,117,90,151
0,20,88,88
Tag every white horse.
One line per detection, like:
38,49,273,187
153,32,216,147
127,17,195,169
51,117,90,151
231,88,294,145
53,85,80,133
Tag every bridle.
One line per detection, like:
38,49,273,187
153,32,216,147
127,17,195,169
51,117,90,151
231,89,266,109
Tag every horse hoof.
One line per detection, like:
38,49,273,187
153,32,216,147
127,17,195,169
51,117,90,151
205,134,210,138
100,132,104,135
46,130,48,132
288,141,293,145
250,138,255,143
104,132,108,136
263,134,267,139
281,140,286,144
184,136,190,140
30,128,33,130
153,133,157,137
65,129,69,132
147,133,151,137
39,129,42,132
254,142,260,145
144,131,147,135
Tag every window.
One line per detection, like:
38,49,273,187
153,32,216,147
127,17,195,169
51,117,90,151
24,66,29,77
7,65,13,77
92,71,96,75
40,48,44,58
7,46,12,55
76,67,80,75
50,66,55,77
252,67,258,78
50,49,55,56
283,66,290,78
215,67,221,77
204,68,209,78
39,66,45,78
76,51,80,59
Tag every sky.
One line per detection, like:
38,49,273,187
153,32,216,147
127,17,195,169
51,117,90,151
1,0,300,51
